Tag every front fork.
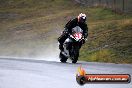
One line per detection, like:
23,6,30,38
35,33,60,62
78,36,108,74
64,39,82,59
69,43,80,60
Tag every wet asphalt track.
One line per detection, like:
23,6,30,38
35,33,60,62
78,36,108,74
0,58,132,88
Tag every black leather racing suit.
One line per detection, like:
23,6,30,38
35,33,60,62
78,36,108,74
58,18,88,49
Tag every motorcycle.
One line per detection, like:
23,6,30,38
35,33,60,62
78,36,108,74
59,26,85,63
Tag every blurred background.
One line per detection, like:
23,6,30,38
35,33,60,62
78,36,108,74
0,0,132,63
76,0,132,13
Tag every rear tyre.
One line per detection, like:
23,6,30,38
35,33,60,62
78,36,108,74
59,52,68,63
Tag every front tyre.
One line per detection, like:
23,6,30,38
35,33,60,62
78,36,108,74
71,48,79,63
72,53,79,63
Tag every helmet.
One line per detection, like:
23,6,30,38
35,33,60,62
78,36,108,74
78,13,86,23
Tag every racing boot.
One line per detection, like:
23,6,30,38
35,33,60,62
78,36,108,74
58,31,68,51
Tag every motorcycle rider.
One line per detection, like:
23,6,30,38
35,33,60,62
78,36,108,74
58,13,88,51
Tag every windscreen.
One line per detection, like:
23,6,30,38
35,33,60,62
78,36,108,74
72,26,83,34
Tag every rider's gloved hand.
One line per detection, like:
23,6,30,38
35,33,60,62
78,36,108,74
82,39,85,44
82,38,87,44
63,28,68,34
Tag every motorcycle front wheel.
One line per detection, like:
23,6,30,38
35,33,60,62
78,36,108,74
70,47,79,63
